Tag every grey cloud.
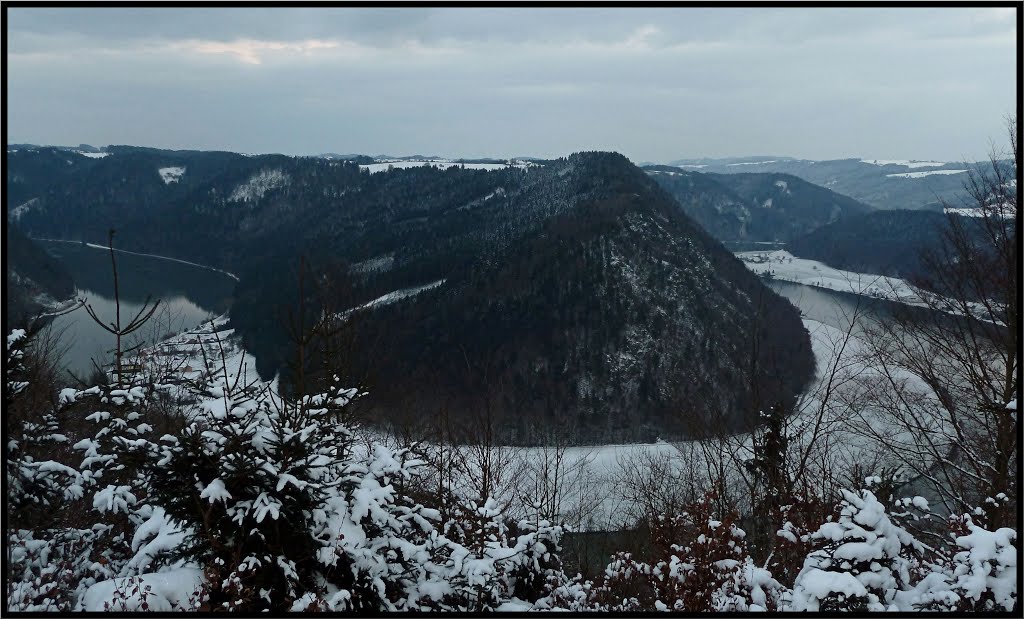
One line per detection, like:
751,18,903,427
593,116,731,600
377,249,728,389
5,7,1016,162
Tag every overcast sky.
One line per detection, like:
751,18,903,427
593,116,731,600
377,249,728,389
6,6,1017,163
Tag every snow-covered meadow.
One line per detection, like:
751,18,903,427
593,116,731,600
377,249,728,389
158,167,186,184
359,159,535,174
736,250,918,301
861,159,946,168
886,169,967,179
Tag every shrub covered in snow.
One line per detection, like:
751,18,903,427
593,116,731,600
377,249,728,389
4,325,1018,613
143,373,383,611
560,492,783,612
909,515,1019,612
789,489,923,611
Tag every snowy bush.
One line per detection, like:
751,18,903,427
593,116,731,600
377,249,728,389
5,328,84,521
6,526,114,612
789,489,922,611
143,373,378,611
413,496,566,611
571,492,783,612
947,516,1017,611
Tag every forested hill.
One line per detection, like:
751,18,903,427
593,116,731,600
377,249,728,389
787,209,1001,291
4,224,76,329
645,166,872,244
6,147,814,444
228,153,815,444
663,156,988,211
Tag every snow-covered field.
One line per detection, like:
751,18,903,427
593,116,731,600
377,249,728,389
228,168,290,202
861,159,946,168
736,250,918,302
337,279,446,319
158,167,185,184
358,279,445,310
359,160,533,174
737,250,1002,325
886,169,967,179
77,151,110,159
350,254,396,274
125,316,263,411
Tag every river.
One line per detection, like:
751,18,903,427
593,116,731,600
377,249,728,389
39,241,236,381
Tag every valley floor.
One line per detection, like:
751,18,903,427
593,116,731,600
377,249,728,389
147,305,929,533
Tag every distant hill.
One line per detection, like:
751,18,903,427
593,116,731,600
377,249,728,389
664,156,988,211
4,224,76,329
787,209,1001,292
7,147,815,444
787,210,949,279
645,166,871,243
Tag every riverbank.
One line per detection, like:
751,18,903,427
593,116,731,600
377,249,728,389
30,237,240,281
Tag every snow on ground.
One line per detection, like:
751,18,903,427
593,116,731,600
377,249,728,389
228,168,290,202
77,151,110,159
861,159,946,168
115,279,940,534
158,167,185,184
676,164,707,168
483,187,506,200
359,160,530,174
352,280,446,312
726,160,778,166
737,250,1003,325
886,169,967,179
377,309,938,532
8,198,38,222
81,568,204,611
944,208,984,217
34,238,240,281
350,254,395,274
736,250,918,302
944,206,1015,219
143,315,262,392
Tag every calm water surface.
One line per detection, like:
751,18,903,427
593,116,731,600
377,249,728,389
40,241,235,380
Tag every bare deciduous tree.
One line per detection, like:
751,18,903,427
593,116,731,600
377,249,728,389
857,116,1018,527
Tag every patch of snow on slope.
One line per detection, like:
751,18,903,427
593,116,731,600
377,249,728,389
158,167,185,184
8,198,38,221
357,279,446,311
77,151,110,159
862,159,946,168
886,169,967,179
774,179,790,193
334,279,447,319
944,207,1015,219
350,254,395,274
228,168,290,202
726,160,778,166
